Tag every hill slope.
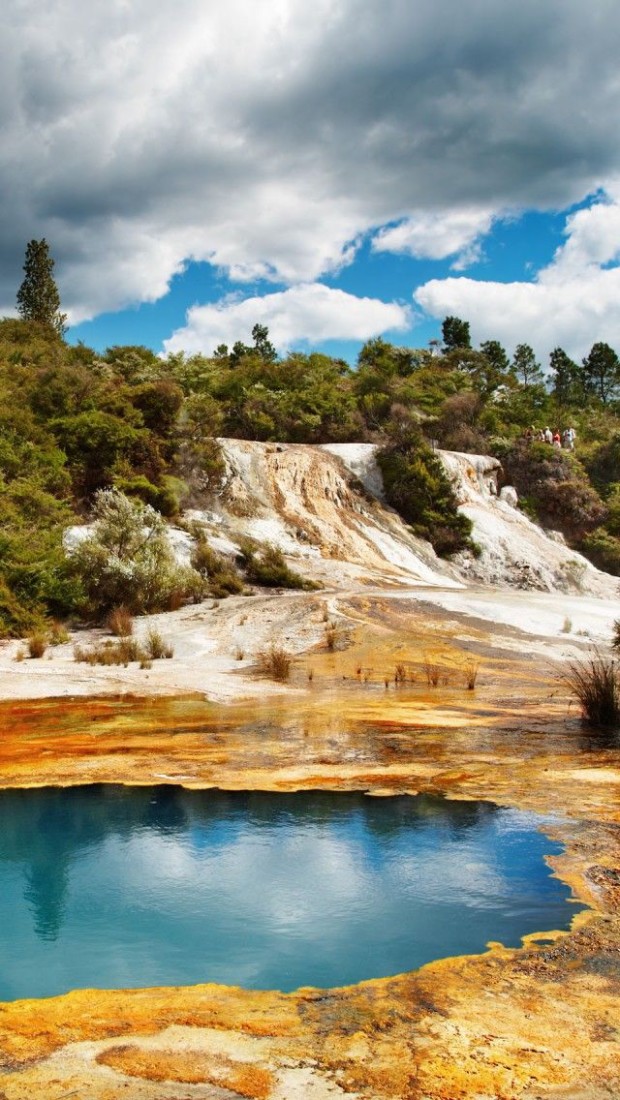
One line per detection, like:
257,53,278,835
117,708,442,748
182,440,618,599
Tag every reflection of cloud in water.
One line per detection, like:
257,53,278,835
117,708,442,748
0,788,579,999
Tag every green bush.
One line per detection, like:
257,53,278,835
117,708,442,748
377,429,474,557
190,535,244,598
237,539,320,590
69,489,199,616
579,529,620,576
497,441,605,539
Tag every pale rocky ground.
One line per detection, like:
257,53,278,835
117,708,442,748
2,440,619,702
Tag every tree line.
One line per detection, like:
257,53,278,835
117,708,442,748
1,241,619,636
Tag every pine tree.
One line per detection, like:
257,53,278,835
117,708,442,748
16,239,67,336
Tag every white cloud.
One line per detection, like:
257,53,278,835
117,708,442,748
415,189,620,362
163,284,410,355
1,1,620,320
372,209,496,268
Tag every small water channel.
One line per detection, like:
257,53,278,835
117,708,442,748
0,786,582,1000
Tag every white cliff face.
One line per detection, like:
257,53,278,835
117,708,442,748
439,451,618,597
206,439,462,589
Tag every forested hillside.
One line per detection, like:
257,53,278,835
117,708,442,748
1,309,619,636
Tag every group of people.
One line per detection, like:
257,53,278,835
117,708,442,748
525,425,576,451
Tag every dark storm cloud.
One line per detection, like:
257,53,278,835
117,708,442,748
1,0,619,319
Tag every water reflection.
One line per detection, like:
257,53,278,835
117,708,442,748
0,787,581,1000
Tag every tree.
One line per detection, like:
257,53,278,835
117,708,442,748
512,343,544,388
441,316,471,352
16,240,67,336
549,347,582,407
581,342,620,404
252,323,278,363
479,339,510,375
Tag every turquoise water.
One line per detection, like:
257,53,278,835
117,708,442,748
0,786,580,999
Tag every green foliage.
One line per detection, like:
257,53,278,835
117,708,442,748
190,535,244,598
549,347,582,407
497,441,606,539
442,316,471,351
479,339,510,374
512,343,544,388
16,239,67,336
52,410,142,494
377,426,474,557
69,489,199,616
579,530,620,576
582,342,620,404
113,474,181,517
237,539,320,590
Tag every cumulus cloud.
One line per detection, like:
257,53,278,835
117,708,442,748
163,284,410,355
2,0,620,320
415,187,620,362
372,209,496,269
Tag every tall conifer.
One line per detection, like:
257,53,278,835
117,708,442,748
16,239,67,336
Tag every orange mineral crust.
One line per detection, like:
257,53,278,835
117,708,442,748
0,683,618,1098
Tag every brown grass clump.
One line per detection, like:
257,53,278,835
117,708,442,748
73,633,173,666
564,652,620,728
423,655,440,686
107,606,134,637
463,658,480,690
144,628,174,660
27,632,47,658
256,645,292,681
49,620,70,645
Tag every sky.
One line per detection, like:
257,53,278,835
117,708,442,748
2,0,620,367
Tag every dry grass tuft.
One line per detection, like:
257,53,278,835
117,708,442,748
27,632,47,659
74,632,173,666
463,658,480,690
423,655,440,687
256,645,292,681
107,606,134,637
564,653,620,728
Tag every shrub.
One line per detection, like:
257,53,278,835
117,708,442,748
612,620,620,651
238,539,320,590
564,653,620,727
497,441,606,540
377,428,474,557
256,645,292,681
191,535,244,598
579,529,620,577
69,489,199,616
